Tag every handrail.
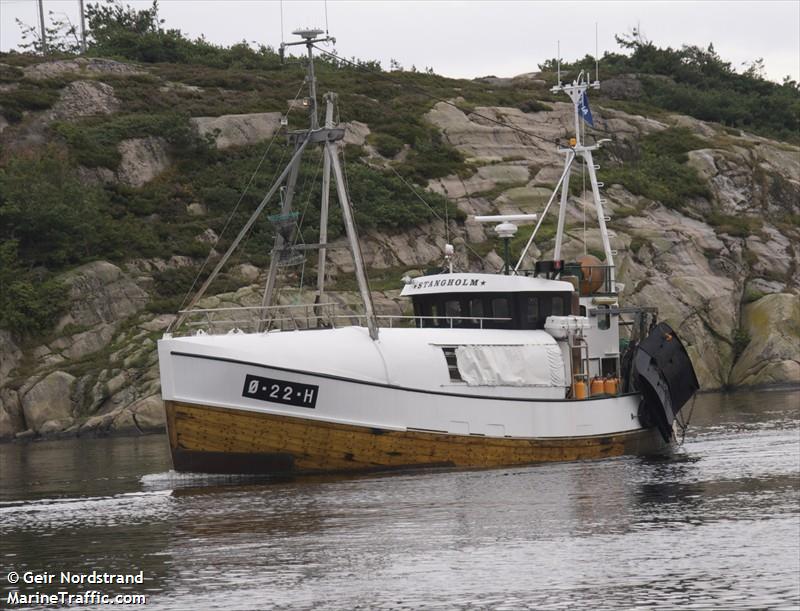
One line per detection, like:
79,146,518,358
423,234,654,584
177,302,339,315
171,304,515,336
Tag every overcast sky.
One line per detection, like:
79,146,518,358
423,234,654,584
1,1,798,82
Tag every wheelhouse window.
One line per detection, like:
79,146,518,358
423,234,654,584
429,302,439,327
469,298,484,325
412,290,575,330
525,296,539,327
444,299,462,319
491,297,510,319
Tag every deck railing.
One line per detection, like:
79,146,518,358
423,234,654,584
172,302,511,336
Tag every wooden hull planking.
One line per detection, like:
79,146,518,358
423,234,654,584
165,400,670,475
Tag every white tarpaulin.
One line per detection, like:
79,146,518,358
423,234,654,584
454,344,566,387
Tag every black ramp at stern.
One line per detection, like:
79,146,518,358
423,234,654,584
634,322,700,441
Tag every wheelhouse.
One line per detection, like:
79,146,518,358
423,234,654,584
400,273,576,330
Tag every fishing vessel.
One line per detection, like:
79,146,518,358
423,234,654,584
157,29,699,475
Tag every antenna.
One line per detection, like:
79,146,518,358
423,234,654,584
595,22,599,84
280,0,284,45
37,0,47,55
79,0,87,53
557,40,561,86
292,27,325,40
278,28,336,128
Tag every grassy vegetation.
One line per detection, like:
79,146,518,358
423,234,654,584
0,79,64,122
487,217,559,264
53,111,204,169
598,128,711,210
706,211,764,238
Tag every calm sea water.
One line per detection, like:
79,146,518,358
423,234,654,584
1,389,798,610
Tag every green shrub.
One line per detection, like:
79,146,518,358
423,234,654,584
517,99,551,113
743,287,766,304
369,133,404,158
0,82,61,122
599,128,711,210
53,111,207,169
707,211,763,237
0,241,66,337
732,327,751,360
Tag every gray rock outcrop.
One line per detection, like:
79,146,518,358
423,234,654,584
730,293,800,387
21,371,76,433
49,80,120,120
190,113,282,149
117,137,169,187
57,261,149,331
0,388,25,440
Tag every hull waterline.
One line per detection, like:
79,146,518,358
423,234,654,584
165,400,671,475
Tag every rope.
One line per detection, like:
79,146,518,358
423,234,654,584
676,394,698,446
386,165,489,268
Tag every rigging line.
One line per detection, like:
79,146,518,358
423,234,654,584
177,79,307,312
293,152,325,246
386,164,489,267
341,88,487,269
311,45,557,148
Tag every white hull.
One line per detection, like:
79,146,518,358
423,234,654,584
158,328,644,440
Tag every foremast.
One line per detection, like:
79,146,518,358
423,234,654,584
170,29,379,340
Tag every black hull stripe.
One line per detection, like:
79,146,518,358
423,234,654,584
170,350,640,404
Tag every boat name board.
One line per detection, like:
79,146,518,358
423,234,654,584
411,278,486,289
242,374,319,409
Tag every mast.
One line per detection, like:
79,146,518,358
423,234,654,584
317,92,335,299
170,29,380,340
513,65,615,287
550,70,615,285
262,28,377,339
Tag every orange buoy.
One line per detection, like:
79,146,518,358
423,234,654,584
604,377,619,396
573,380,588,400
576,254,606,294
590,377,605,396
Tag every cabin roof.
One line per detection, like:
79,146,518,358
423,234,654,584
400,273,574,297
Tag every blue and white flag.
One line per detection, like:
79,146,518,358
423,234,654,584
579,91,594,127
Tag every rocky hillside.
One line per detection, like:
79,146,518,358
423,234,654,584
0,52,798,442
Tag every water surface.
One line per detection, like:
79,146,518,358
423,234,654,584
1,389,798,609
